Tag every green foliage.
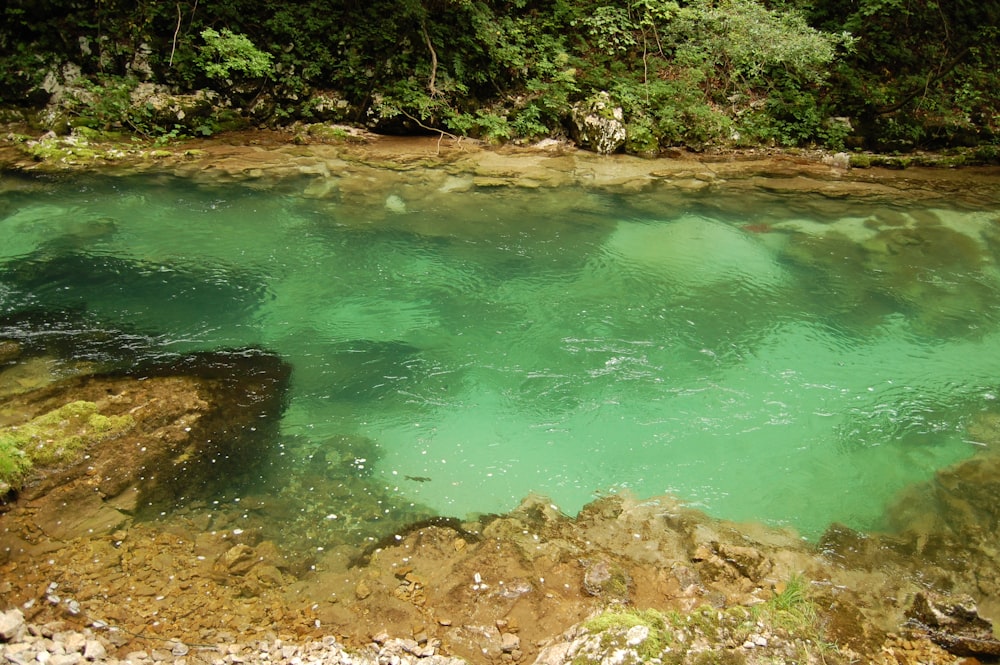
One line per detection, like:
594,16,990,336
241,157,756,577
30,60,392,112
672,0,846,88
66,76,139,131
0,0,996,151
61,75,214,141
445,110,513,143
575,6,638,56
807,0,1000,148
750,574,818,633
565,0,849,149
197,28,273,82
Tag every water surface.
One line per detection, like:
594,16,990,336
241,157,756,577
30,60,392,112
2,172,999,539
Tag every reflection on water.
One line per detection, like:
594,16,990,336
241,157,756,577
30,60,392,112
2,173,1000,540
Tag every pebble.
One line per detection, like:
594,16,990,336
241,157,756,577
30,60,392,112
84,640,107,661
0,617,470,665
499,633,520,654
0,609,27,641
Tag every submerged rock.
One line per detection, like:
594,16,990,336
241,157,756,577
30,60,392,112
905,592,1000,657
0,340,21,364
0,341,290,554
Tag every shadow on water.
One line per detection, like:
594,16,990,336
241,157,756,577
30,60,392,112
0,251,268,338
0,306,293,509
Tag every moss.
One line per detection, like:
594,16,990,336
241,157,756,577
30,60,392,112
71,125,103,141
304,123,355,141
849,153,872,168
19,132,134,164
676,604,734,641
603,567,630,597
0,400,135,490
88,412,134,434
691,651,747,665
584,607,672,660
0,438,31,491
973,144,1000,163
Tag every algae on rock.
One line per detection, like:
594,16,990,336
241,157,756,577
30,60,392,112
0,399,134,492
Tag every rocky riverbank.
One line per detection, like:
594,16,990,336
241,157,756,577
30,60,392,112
3,133,1000,664
3,125,1000,205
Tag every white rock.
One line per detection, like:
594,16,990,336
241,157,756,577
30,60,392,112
62,633,87,654
499,633,520,653
50,654,82,665
0,608,27,641
82,640,106,661
4,647,32,665
384,195,407,214
624,624,649,647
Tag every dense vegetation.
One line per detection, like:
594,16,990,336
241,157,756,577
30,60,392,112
0,0,997,154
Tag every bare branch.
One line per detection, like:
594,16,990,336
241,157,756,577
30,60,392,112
169,2,182,67
399,109,463,154
419,21,439,98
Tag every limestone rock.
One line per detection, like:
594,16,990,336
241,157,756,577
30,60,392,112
0,608,26,642
355,580,372,600
129,84,220,132
82,639,106,661
570,92,626,155
582,559,630,600
216,544,258,576
499,632,520,653
0,341,291,550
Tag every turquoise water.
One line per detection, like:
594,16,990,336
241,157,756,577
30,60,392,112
2,173,1000,539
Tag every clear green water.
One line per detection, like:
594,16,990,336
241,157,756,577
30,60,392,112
3,173,1000,539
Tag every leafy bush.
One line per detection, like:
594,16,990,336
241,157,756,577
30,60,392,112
197,28,273,82
64,76,140,131
1,0,996,152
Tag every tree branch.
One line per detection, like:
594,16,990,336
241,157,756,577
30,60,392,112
399,109,463,154
419,21,439,98
875,46,970,115
169,2,182,67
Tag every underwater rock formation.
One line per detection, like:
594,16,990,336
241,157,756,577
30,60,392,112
905,592,1000,657
0,331,290,555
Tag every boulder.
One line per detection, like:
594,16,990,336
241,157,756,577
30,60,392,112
570,92,626,155
129,84,220,133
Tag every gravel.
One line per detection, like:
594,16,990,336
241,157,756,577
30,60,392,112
0,609,469,665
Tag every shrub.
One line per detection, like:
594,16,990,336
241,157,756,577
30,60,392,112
197,28,273,82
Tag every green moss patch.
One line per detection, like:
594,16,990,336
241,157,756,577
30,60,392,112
583,607,673,661
0,400,134,491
